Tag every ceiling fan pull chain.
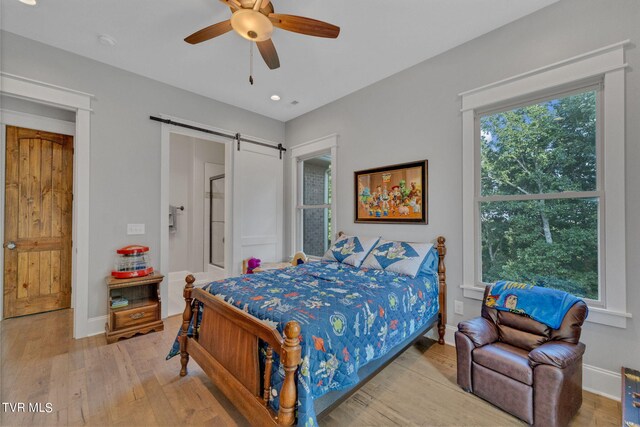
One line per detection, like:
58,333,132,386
249,41,254,85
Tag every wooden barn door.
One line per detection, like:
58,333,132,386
3,126,73,318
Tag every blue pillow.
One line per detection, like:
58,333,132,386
322,235,380,268
361,239,434,278
418,246,439,277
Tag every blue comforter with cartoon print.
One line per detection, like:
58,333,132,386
167,259,439,426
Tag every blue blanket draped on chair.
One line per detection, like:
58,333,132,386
486,281,586,329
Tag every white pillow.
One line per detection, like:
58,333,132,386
361,239,434,278
322,234,380,268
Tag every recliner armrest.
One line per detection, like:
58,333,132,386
457,317,499,348
529,341,585,369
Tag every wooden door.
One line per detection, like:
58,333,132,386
3,126,73,318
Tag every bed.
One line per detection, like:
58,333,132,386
170,236,447,426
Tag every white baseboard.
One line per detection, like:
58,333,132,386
86,315,107,337
582,364,621,401
444,324,456,345
438,324,620,401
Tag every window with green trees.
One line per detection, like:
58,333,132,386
478,88,600,299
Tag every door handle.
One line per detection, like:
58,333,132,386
4,242,16,250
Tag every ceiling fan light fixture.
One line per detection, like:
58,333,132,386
230,9,273,42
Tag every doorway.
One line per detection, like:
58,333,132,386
3,126,74,318
1,74,91,338
167,133,228,316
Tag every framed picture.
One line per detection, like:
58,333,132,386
354,160,428,224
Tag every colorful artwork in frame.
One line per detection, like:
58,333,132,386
355,160,427,224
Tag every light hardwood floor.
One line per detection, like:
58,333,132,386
0,309,621,426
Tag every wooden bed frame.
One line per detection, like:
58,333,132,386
179,236,447,426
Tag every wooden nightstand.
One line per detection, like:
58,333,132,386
105,272,164,344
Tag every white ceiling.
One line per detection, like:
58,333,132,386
0,0,557,122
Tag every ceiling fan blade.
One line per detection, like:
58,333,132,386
260,1,274,15
185,20,233,44
268,14,340,38
219,0,240,11
256,39,280,70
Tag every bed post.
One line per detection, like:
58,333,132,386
180,274,196,377
436,236,447,345
277,321,301,426
263,346,274,406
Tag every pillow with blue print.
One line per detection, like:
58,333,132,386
361,239,434,278
322,234,380,268
418,246,439,277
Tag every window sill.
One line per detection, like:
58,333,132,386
586,306,632,328
460,285,631,328
461,284,486,300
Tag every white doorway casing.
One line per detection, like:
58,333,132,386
160,117,232,319
0,72,92,338
167,134,225,274
159,114,284,317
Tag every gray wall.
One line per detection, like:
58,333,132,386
284,0,640,374
1,31,285,319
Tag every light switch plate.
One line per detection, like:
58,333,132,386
454,300,464,315
127,224,145,235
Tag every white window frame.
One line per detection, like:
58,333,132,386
460,41,631,328
290,134,338,259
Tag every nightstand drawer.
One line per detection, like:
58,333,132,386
113,302,159,330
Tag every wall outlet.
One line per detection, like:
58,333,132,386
127,224,145,235
454,300,464,315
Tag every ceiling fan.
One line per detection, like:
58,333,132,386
184,0,340,70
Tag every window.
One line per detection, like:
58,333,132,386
478,88,600,300
290,135,338,259
300,155,332,257
461,42,629,327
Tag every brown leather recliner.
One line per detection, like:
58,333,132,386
455,286,587,427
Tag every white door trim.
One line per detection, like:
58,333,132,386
0,72,92,338
0,109,76,137
289,134,338,257
159,115,236,319
158,114,284,292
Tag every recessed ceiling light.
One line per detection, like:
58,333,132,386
270,95,281,101
19,0,37,5
98,34,117,47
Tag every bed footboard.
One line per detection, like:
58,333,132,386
179,275,301,426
